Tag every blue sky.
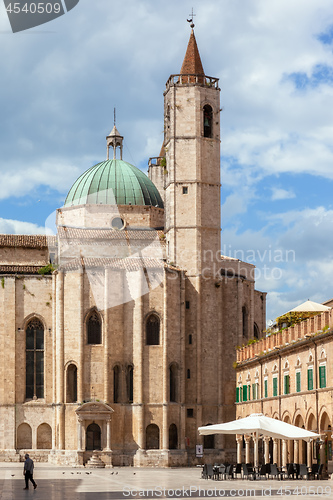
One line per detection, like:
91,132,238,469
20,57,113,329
1,0,333,324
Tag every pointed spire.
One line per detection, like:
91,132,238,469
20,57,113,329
106,112,124,160
180,29,205,76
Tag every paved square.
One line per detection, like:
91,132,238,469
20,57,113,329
0,464,331,500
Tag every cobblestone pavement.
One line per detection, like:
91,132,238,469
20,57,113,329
0,463,331,500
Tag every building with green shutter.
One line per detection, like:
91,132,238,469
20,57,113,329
235,307,333,474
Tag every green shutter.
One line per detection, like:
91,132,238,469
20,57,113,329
243,384,247,402
319,366,326,388
308,368,313,390
296,372,301,392
284,374,289,394
248,384,251,401
264,379,268,398
252,383,256,400
236,387,239,403
273,377,278,397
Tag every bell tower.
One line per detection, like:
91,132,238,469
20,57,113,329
164,28,221,276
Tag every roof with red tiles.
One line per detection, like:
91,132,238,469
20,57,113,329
0,265,46,275
180,29,204,76
0,234,56,248
59,256,177,272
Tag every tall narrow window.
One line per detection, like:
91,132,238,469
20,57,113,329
284,374,290,395
203,104,213,138
242,306,248,337
169,364,178,402
146,314,160,345
87,311,102,344
273,377,278,397
319,365,326,388
26,318,44,399
236,387,240,403
243,384,247,402
127,365,133,403
307,368,313,390
296,371,301,393
114,365,121,403
66,364,78,403
264,378,268,398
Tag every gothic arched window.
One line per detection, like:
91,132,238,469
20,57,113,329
66,364,78,403
254,322,260,339
26,318,44,400
146,424,160,449
87,310,102,344
127,365,133,403
169,424,178,449
113,365,121,403
146,314,160,345
242,306,248,338
169,363,178,402
203,104,213,138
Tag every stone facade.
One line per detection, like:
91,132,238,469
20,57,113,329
0,30,266,467
235,310,333,474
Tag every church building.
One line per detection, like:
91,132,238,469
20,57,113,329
0,28,266,467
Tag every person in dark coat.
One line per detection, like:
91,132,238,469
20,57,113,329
23,454,37,490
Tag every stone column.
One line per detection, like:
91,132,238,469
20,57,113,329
105,418,111,451
77,418,83,451
282,440,288,467
162,270,168,451
245,436,251,464
319,436,326,475
180,273,186,451
294,440,299,464
307,441,312,468
56,271,65,449
78,269,84,403
237,436,243,464
104,268,110,402
133,270,144,449
264,437,270,464
273,438,279,466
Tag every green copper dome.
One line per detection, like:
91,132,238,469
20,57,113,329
64,159,164,208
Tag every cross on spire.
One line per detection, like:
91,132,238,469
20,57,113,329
187,8,196,29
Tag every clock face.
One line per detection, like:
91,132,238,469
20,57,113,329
111,217,125,230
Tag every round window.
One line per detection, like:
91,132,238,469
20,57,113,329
111,217,125,230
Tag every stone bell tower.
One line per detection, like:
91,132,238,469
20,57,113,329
164,28,221,276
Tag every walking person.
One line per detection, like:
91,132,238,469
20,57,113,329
23,453,37,490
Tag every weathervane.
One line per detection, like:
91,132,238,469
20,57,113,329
187,8,196,29
114,107,116,127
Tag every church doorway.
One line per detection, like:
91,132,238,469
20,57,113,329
86,423,101,451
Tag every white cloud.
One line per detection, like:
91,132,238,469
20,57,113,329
0,217,53,235
271,187,296,201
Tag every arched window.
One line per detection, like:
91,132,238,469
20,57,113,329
253,322,260,339
169,424,178,449
203,104,213,138
169,364,178,402
17,423,32,449
203,423,215,449
146,314,160,345
26,318,44,400
242,306,248,338
87,310,102,344
127,365,133,403
66,364,77,403
86,423,101,450
113,365,121,403
37,423,52,449
146,424,160,449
